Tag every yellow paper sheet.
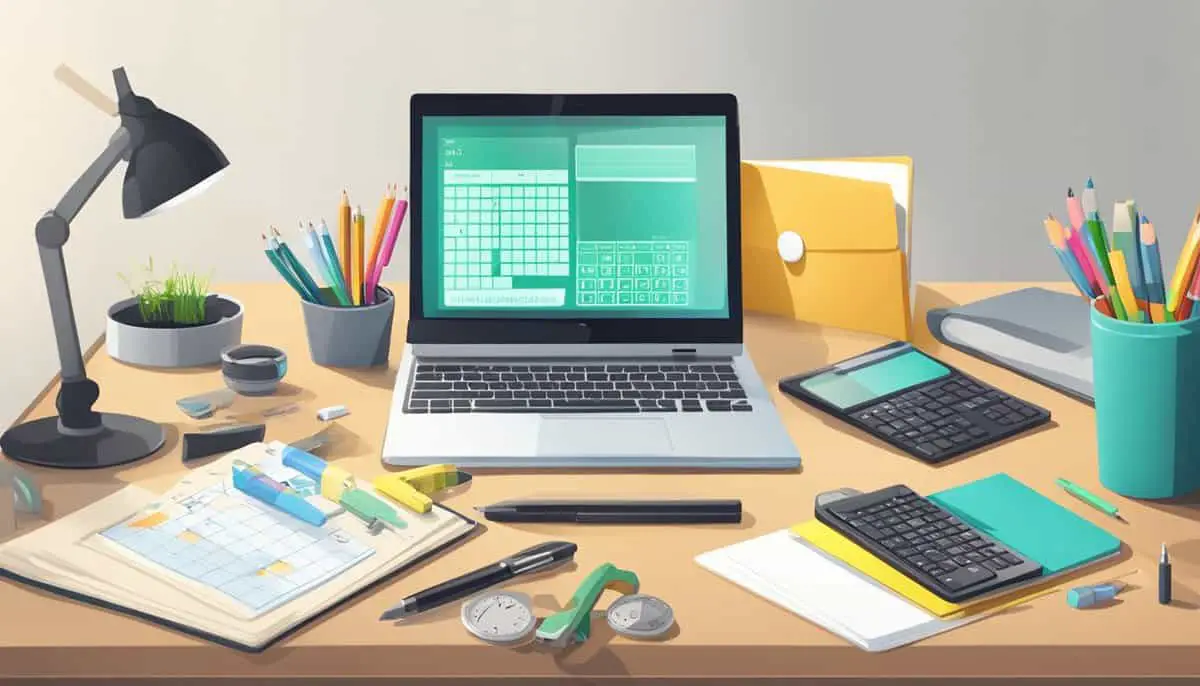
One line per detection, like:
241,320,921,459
790,520,1062,619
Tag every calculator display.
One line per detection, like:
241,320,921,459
798,347,952,410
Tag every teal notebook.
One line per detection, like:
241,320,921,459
929,473,1121,575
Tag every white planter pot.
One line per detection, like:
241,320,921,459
106,294,244,368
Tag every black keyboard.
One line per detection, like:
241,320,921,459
404,361,753,414
815,485,1043,603
847,377,1049,463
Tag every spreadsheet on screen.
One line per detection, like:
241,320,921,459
420,115,729,319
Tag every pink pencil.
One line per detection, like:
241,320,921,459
1065,189,1102,290
365,186,408,304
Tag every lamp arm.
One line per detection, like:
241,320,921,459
35,128,131,433
54,128,131,224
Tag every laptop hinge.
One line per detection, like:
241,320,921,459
671,348,699,359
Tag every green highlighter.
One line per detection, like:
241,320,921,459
340,488,407,532
1056,478,1122,519
535,563,639,647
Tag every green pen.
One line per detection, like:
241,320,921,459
1056,478,1122,520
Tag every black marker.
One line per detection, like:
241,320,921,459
1159,543,1172,604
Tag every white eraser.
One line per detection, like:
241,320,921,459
307,495,344,516
317,405,349,421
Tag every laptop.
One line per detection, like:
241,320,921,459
382,93,800,468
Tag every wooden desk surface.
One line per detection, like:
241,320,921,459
3,281,1199,681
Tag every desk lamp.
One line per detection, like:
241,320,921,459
0,66,228,469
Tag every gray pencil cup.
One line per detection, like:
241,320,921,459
301,286,395,367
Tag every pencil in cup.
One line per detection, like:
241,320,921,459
1107,250,1144,322
316,219,353,307
302,222,351,306
1139,217,1169,323
1111,201,1146,304
366,187,408,305
1043,215,1094,298
1167,206,1200,320
339,191,353,298
351,207,365,305
263,234,316,303
270,227,325,304
364,185,396,304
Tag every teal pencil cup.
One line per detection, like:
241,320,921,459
1092,297,1200,499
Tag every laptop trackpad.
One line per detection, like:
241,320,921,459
537,418,672,456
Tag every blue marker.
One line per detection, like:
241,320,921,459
1067,580,1127,609
232,459,327,527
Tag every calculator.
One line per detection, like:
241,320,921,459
778,342,1050,463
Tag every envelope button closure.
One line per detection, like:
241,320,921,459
777,230,806,263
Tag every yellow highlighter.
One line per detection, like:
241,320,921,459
1108,250,1143,322
373,465,470,514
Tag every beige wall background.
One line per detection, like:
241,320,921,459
2,0,1199,430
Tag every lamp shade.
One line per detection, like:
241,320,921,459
122,107,228,219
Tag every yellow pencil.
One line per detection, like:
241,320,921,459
366,184,395,286
352,206,365,305
339,191,352,295
1108,250,1142,322
1167,206,1200,319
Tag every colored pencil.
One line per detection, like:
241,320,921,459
1066,187,1086,231
270,227,323,303
1108,250,1143,322
316,219,352,304
303,222,351,306
1187,264,1200,320
263,233,316,303
1111,201,1145,304
1082,177,1098,217
1084,217,1115,284
352,206,365,305
364,184,396,303
1139,216,1168,323
1044,215,1094,298
1167,205,1200,319
339,191,353,296
366,185,408,305
1084,227,1125,320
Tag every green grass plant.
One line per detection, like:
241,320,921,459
118,257,213,326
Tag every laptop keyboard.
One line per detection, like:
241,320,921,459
405,361,753,414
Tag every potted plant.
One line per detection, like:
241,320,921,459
106,258,243,368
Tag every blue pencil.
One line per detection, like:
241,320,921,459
263,234,316,303
1139,215,1168,322
316,219,353,305
270,227,324,303
301,222,350,306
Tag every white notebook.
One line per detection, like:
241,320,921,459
695,530,978,652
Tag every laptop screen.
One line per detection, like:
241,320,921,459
420,115,728,319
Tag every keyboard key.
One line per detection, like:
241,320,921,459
937,565,995,591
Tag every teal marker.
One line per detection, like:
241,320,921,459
1056,478,1122,520
1067,580,1127,609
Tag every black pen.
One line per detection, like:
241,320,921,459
379,541,577,621
475,498,742,524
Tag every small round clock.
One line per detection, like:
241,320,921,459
461,591,537,646
605,593,675,639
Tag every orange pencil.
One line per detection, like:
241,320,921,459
1167,206,1200,319
352,206,365,305
365,184,396,298
339,191,353,294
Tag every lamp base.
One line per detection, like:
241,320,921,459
0,413,165,469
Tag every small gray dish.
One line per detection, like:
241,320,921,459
221,344,287,396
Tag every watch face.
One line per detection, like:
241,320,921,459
461,592,536,645
605,594,674,638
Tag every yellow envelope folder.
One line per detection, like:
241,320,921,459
790,520,1062,619
741,158,913,340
